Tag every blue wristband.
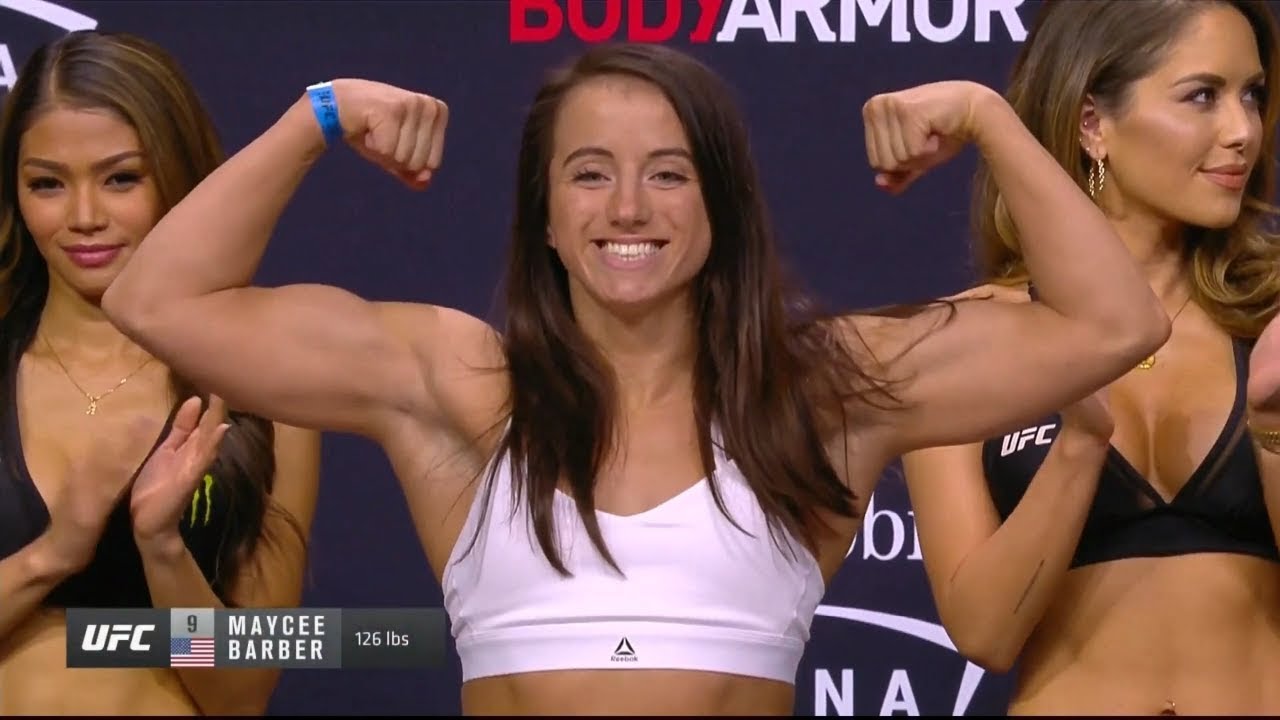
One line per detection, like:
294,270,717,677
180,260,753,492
306,81,343,146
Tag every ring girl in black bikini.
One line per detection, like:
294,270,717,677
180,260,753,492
902,1,1280,715
0,30,320,715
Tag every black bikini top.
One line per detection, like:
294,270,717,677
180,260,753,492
0,369,236,607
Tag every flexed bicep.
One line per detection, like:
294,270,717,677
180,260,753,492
110,282,493,443
844,291,1148,458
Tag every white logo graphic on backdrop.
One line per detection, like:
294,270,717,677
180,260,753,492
715,0,1028,43
810,488,988,715
0,0,99,92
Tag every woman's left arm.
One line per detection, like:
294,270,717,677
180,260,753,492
133,404,321,716
1246,318,1280,549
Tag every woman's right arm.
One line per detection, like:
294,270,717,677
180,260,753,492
102,80,473,442
901,414,1109,672
0,426,193,641
0,439,136,640
0,537,78,640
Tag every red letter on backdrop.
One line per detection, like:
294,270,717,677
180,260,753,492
567,0,622,42
628,0,681,42
510,0,563,42
689,0,724,42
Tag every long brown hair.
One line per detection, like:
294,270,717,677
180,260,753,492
0,30,299,600
974,0,1280,337
461,44,899,576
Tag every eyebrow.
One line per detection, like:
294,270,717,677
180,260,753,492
1172,70,1266,87
20,150,145,173
561,146,693,167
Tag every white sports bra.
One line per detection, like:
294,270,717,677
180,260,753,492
441,435,826,684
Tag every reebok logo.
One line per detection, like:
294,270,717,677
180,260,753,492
611,637,637,662
999,423,1056,457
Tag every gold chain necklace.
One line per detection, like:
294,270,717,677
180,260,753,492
41,334,156,415
1136,294,1194,370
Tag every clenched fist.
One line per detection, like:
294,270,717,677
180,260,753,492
325,78,450,190
862,80,1001,195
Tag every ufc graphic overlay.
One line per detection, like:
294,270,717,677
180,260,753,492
171,608,216,667
66,608,168,668
340,608,446,669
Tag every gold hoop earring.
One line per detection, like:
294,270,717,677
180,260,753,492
1088,157,1107,199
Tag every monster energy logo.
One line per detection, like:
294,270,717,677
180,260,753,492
190,474,214,527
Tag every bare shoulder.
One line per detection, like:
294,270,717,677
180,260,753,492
364,305,509,565
361,302,490,378
373,301,505,365
371,302,510,458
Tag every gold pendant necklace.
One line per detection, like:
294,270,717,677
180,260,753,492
1136,294,1194,371
41,334,155,415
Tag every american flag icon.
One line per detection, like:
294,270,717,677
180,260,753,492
170,636,215,667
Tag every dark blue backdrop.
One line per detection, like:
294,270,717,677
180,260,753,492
2,0,1046,714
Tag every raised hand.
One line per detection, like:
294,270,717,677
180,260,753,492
328,78,449,190
129,395,229,547
861,80,1000,195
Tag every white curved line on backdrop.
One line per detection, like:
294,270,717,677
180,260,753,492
0,0,98,31
815,604,986,715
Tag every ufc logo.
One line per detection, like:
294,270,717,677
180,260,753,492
81,623,155,652
999,424,1056,457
